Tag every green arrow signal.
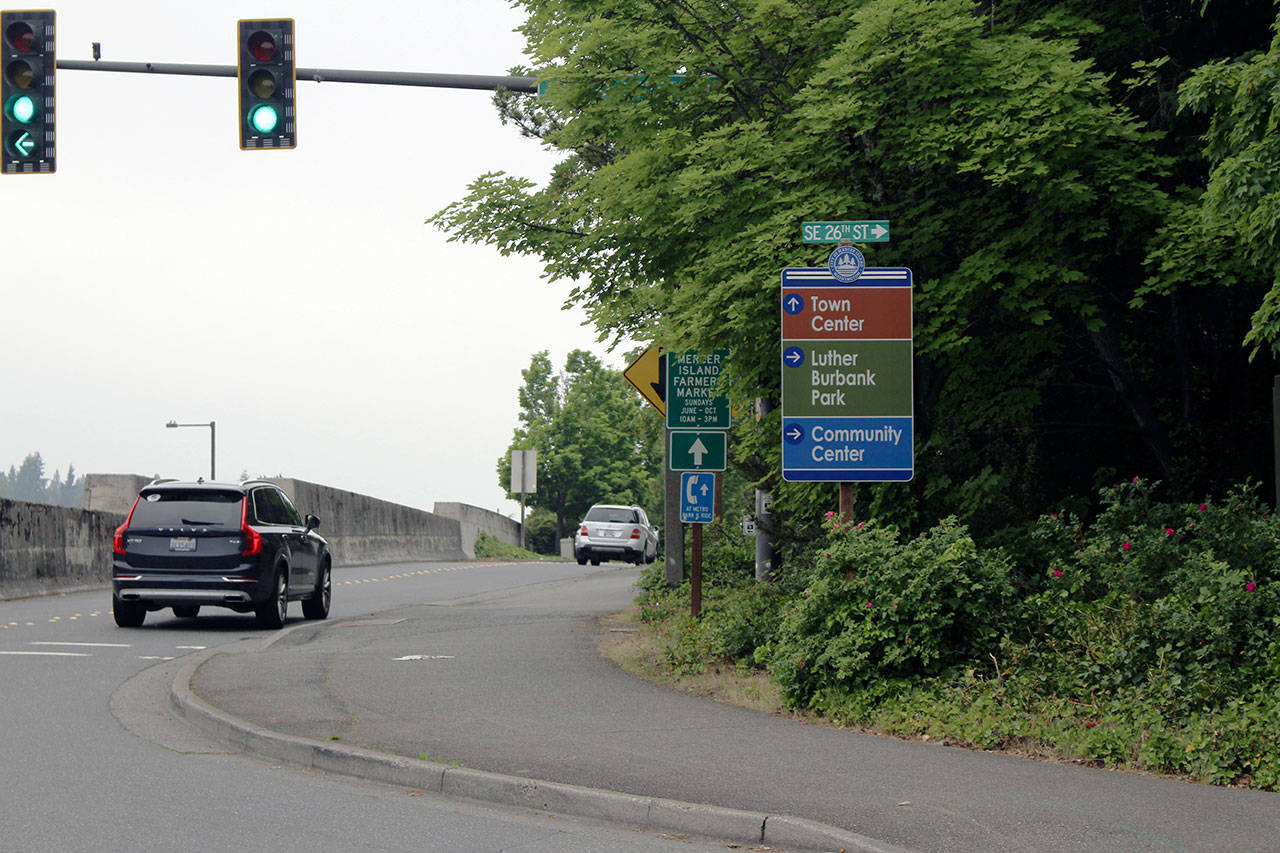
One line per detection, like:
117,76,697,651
13,131,35,158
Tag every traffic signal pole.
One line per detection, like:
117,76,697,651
56,59,538,93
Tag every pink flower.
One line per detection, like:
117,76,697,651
1122,542,1132,551
866,602,873,609
1051,513,1059,519
1053,570,1063,578
1246,582,1256,592
856,521,864,530
1165,528,1175,536
1199,504,1207,511
825,511,835,520
1132,476,1140,483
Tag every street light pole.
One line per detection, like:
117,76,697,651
166,420,216,480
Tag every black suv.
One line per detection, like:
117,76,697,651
111,479,331,629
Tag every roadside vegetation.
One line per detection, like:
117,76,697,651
433,1,1280,791
472,531,562,561
618,479,1280,790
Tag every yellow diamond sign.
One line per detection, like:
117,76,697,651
623,346,665,415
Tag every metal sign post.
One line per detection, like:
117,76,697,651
510,449,537,549
680,472,716,616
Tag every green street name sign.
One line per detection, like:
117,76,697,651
669,430,727,471
801,221,890,243
666,349,731,430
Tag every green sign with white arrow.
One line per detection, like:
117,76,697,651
669,430,727,471
801,221,890,243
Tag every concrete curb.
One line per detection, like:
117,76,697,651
169,624,912,853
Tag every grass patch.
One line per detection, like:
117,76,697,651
473,530,563,561
598,606,803,719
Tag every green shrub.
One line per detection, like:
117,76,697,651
1013,479,1280,716
760,516,1014,708
473,530,551,560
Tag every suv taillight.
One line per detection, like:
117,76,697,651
240,499,262,556
113,497,140,555
630,528,641,539
580,525,588,536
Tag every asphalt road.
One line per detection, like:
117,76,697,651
0,559,742,852
190,560,1280,853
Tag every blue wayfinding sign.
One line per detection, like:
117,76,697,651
680,472,715,524
782,417,913,482
780,266,914,482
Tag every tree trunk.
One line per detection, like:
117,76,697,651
1086,317,1175,479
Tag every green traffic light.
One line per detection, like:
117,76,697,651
8,94,35,124
248,104,279,134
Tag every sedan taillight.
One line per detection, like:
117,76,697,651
240,499,262,556
113,497,140,555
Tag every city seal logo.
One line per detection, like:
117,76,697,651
828,245,865,283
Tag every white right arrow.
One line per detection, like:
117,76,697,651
871,223,888,239
689,437,708,466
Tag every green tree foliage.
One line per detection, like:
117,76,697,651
1177,19,1280,357
499,350,662,548
0,453,84,507
433,0,1280,543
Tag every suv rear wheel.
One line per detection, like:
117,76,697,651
255,565,288,629
113,600,145,628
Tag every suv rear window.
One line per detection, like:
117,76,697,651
585,506,638,523
129,490,243,528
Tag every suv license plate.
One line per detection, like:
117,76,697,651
169,537,197,552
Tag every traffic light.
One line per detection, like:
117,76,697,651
237,18,295,150
1,9,55,174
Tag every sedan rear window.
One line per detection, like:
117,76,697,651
129,490,243,528
585,506,638,524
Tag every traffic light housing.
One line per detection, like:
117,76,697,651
2,9,55,174
237,18,295,150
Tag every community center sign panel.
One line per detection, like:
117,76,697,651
780,267,914,482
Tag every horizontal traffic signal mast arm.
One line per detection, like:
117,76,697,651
56,59,538,92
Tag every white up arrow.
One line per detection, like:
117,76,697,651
689,437,708,466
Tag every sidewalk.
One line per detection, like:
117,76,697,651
173,567,1280,852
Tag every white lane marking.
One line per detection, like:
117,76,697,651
175,645,207,650
393,655,455,661
0,651,91,657
28,641,132,648
137,656,176,661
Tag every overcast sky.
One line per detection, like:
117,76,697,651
4,1,627,517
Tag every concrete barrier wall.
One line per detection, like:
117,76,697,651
0,499,124,599
4,474,519,599
266,478,467,565
433,502,520,558
81,473,151,515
